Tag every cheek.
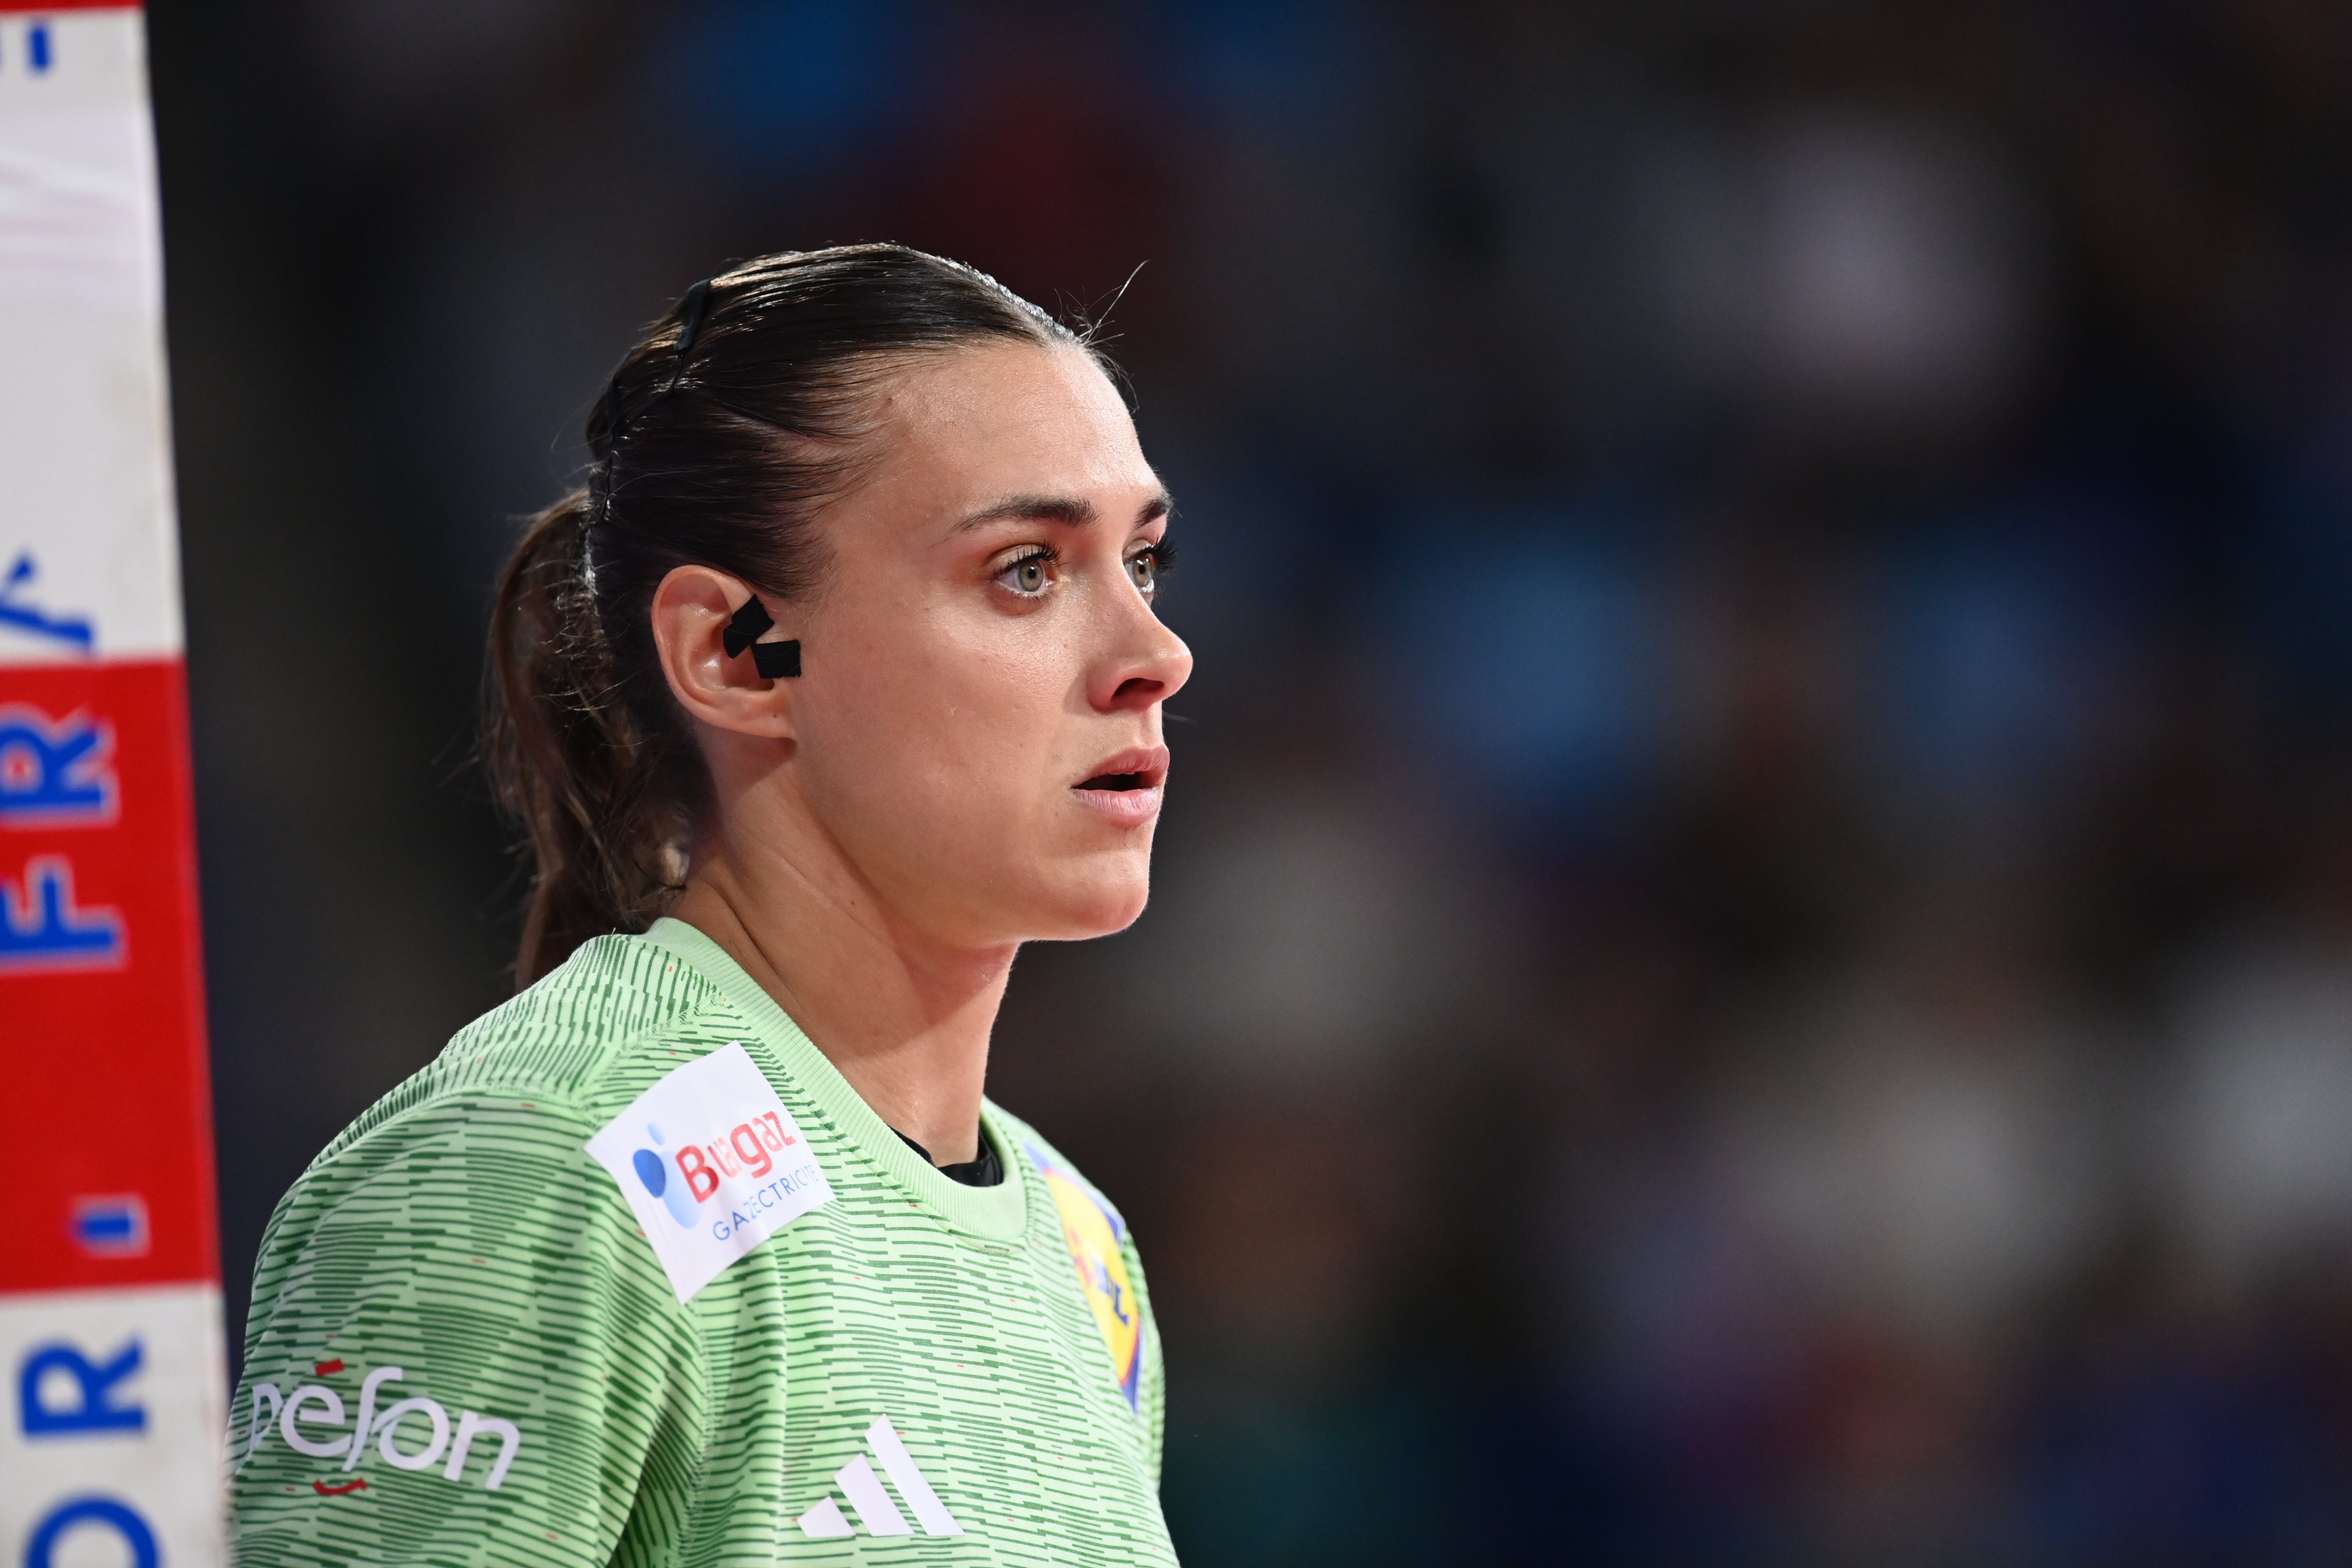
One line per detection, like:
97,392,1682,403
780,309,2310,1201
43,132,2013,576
791,630,1156,939
802,629,1067,831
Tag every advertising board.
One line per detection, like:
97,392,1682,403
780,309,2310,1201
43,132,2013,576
0,5,225,1564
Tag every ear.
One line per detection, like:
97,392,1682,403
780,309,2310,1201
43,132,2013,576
650,565,796,740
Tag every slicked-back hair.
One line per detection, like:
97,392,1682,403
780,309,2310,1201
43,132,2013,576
487,244,1092,984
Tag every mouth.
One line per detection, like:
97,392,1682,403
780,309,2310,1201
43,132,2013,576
1073,746,1169,793
1071,745,1169,827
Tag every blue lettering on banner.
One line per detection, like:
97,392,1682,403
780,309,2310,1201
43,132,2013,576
18,1339,145,1435
0,707,115,825
0,553,92,651
0,855,124,970
70,1194,148,1258
27,1498,157,1568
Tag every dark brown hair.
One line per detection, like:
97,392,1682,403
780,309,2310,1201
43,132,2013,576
487,244,1083,985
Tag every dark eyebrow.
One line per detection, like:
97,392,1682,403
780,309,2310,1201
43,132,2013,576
953,491,1173,532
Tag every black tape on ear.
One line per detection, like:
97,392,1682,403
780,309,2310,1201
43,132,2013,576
723,594,774,658
752,640,802,679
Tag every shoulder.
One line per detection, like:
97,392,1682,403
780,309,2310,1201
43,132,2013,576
227,945,729,1563
309,933,744,1166
237,939,744,1418
252,933,767,1279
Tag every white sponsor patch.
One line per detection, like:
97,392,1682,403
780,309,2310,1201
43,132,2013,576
585,1043,833,1303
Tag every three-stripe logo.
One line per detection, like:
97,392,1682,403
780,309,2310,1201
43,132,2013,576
795,1417,963,1539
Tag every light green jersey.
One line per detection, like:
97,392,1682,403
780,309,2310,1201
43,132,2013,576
227,918,1172,1565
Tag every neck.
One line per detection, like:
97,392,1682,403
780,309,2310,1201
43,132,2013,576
669,820,1011,1168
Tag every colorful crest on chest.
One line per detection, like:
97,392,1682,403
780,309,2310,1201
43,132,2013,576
1024,1143,1142,1413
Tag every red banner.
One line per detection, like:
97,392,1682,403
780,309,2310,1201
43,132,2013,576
1,659,215,1293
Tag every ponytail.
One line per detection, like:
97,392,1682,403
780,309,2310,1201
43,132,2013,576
483,244,1088,985
487,489,692,985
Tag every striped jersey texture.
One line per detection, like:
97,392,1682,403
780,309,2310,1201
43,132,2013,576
228,917,1173,1565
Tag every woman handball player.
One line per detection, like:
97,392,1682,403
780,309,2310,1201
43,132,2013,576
226,245,1190,1565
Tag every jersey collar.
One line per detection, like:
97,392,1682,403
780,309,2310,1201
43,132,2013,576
637,916,1029,1241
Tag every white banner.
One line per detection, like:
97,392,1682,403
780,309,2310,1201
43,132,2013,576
2,1284,226,1568
0,6,180,667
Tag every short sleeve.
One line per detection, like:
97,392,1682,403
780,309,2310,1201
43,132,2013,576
228,1093,701,1567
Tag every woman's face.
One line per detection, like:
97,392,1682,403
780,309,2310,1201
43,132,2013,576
684,340,1192,950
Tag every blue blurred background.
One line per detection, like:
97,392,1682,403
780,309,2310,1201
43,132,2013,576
155,1,2352,1560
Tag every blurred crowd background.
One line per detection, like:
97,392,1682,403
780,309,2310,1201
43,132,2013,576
157,1,2352,1561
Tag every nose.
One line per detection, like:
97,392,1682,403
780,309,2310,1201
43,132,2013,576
1088,587,1192,715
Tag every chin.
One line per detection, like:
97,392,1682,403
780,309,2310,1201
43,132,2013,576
1025,867,1152,942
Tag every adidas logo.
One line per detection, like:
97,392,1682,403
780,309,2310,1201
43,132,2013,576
795,1417,964,1539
